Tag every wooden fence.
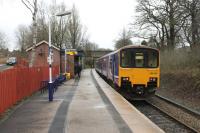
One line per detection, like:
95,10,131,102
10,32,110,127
0,66,59,115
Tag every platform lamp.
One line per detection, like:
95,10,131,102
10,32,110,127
57,11,72,75
48,11,71,102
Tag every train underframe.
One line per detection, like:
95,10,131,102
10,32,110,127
96,70,157,100
119,81,157,100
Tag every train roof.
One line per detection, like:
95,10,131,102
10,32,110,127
119,45,158,51
97,45,159,60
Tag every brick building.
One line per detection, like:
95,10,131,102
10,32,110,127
26,40,60,67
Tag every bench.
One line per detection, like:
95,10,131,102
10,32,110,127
57,74,66,84
40,80,48,94
40,75,66,94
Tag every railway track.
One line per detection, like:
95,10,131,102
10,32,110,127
155,94,200,117
132,94,200,133
132,100,196,133
149,94,200,132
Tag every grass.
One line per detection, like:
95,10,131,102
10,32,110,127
159,50,200,102
160,50,200,74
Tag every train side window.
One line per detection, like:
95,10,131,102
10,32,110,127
135,52,144,67
110,58,113,74
110,58,112,68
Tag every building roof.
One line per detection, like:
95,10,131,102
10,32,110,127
26,40,60,52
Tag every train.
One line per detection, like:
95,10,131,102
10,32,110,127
95,45,160,99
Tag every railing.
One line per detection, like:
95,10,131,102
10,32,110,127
0,66,59,115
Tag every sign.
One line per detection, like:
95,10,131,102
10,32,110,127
66,51,77,55
47,56,53,63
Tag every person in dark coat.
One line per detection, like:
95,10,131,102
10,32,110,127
74,63,78,78
77,64,82,78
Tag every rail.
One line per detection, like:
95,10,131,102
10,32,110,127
146,95,200,133
155,94,200,116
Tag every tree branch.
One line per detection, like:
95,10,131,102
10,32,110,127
25,0,34,8
21,0,33,14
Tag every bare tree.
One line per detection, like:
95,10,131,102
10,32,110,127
85,41,99,51
133,0,184,51
21,0,38,67
15,25,29,52
133,0,167,50
0,31,7,50
66,5,83,49
47,2,73,73
179,0,200,52
18,2,72,50
83,40,99,68
114,28,132,49
36,1,48,43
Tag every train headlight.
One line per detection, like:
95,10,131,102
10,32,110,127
122,77,129,81
149,77,157,82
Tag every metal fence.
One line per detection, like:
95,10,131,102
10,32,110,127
0,66,59,115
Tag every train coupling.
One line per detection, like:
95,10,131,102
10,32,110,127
135,85,145,95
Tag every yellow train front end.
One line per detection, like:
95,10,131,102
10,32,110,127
118,46,160,98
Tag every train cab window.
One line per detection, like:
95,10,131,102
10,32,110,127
121,48,159,68
148,51,158,67
121,50,132,67
135,53,144,67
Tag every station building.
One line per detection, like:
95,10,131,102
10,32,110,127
26,40,60,67
26,40,83,78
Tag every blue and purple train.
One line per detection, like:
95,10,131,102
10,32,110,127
95,45,160,99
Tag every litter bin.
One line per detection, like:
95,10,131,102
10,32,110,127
65,73,70,80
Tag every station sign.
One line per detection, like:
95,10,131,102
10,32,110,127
66,51,77,55
47,56,53,63
65,49,77,55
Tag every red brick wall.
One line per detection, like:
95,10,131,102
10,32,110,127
28,42,60,67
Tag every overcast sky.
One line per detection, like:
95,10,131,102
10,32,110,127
0,0,138,50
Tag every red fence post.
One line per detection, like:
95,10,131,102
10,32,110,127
0,73,2,113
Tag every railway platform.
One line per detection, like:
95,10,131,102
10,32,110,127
0,69,163,133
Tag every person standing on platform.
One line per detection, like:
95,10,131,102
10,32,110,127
77,64,82,78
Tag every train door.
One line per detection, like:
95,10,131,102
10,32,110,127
114,53,119,85
111,54,115,81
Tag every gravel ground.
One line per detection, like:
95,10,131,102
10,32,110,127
153,72,200,132
148,96,200,132
132,101,194,133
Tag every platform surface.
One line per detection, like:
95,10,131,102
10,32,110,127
0,69,163,133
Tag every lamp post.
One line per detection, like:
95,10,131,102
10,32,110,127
57,11,72,75
48,11,71,102
65,48,67,74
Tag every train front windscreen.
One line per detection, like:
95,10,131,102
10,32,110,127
120,48,159,68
